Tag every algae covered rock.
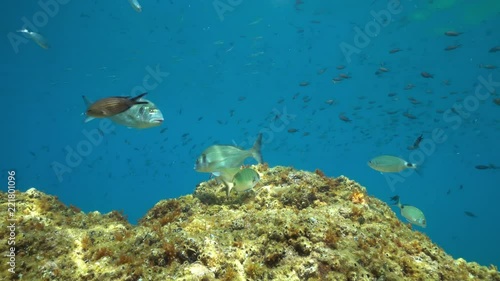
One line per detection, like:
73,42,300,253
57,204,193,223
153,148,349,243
1,166,499,281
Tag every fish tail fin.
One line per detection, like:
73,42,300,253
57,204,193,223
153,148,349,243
251,133,263,164
411,162,424,176
82,96,94,123
131,92,148,102
82,95,92,107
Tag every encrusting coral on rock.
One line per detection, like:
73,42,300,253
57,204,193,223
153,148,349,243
1,165,499,281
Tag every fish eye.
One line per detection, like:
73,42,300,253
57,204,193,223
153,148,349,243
149,108,156,113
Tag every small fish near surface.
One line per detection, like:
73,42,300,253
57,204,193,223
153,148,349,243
444,44,462,51
17,28,50,49
390,196,426,228
82,95,163,128
421,72,434,78
195,133,263,174
128,0,142,12
444,31,463,36
474,164,499,170
407,134,423,150
368,155,417,173
83,93,149,122
464,211,477,218
338,113,352,123
489,46,500,53
389,48,401,54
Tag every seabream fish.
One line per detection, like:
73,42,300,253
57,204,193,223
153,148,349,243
195,134,263,174
208,167,261,197
391,196,426,228
109,99,163,129
368,155,417,173
83,93,149,121
82,95,163,128
232,168,260,193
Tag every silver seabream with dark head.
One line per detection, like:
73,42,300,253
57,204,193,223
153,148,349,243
195,133,263,173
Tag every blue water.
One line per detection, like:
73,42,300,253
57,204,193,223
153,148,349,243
2,0,499,269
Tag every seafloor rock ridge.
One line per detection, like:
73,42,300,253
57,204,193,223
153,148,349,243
1,165,499,281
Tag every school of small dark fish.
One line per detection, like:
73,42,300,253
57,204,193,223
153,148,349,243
19,1,498,243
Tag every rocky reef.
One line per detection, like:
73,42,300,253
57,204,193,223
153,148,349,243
1,165,499,281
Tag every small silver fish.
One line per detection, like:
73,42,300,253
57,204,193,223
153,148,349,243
211,167,240,197
195,134,263,173
232,168,260,193
392,196,426,228
17,28,50,49
368,155,417,173
128,0,142,12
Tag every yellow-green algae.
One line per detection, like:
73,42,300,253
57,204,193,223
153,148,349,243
1,165,499,281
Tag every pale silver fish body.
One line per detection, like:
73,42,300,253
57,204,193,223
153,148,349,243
195,134,263,173
17,28,50,49
398,202,426,228
232,168,260,193
368,155,416,173
214,167,241,196
128,0,142,12
109,99,163,129
195,146,252,172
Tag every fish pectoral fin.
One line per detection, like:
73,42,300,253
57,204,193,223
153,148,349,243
84,116,95,123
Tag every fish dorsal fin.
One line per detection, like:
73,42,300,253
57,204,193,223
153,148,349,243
130,93,147,102
82,95,92,107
